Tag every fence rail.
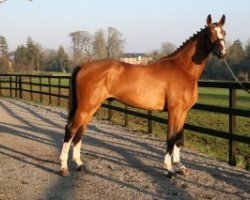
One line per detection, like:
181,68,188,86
0,73,250,166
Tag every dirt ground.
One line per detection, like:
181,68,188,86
0,98,249,200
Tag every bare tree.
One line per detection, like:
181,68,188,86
69,31,82,61
106,27,125,59
69,27,125,63
79,31,93,57
149,41,176,61
69,31,93,64
161,42,176,56
93,29,107,59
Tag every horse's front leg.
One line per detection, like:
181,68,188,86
172,131,188,174
164,109,187,178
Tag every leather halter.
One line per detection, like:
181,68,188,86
206,27,225,58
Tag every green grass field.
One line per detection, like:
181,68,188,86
96,87,250,169
0,75,249,169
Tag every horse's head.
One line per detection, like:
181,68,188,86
206,14,226,59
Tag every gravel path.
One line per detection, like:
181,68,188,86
0,98,249,200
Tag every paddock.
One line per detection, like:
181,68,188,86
0,98,249,199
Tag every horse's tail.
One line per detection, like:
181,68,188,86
68,65,82,123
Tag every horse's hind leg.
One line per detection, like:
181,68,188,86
72,125,86,171
59,110,88,176
70,106,101,171
59,103,102,176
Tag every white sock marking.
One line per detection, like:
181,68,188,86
164,153,173,171
73,140,83,167
173,145,180,163
60,141,72,170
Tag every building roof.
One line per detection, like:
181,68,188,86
121,53,146,58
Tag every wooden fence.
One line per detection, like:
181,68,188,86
0,74,250,166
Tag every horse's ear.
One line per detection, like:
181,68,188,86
218,14,226,26
206,14,212,26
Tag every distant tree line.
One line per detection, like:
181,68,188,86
0,27,125,73
203,39,250,81
0,28,249,81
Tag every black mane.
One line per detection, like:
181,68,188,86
160,26,208,60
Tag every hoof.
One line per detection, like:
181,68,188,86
177,168,189,176
76,165,87,172
166,170,176,178
59,168,70,177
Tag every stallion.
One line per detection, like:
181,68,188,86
59,15,226,177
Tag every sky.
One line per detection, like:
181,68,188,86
0,0,250,53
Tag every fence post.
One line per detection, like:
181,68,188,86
108,99,112,121
229,87,236,166
10,75,12,97
148,110,153,134
15,75,18,98
58,78,61,106
0,75,2,96
67,78,70,109
39,76,42,102
124,105,128,127
30,76,33,101
48,77,51,105
19,75,22,99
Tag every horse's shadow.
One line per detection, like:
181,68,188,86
0,98,249,199
85,124,250,197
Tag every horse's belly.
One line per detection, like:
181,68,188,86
115,92,165,111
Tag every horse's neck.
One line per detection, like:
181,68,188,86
171,35,210,81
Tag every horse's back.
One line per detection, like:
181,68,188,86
77,59,148,86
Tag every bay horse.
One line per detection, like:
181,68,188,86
59,15,226,177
